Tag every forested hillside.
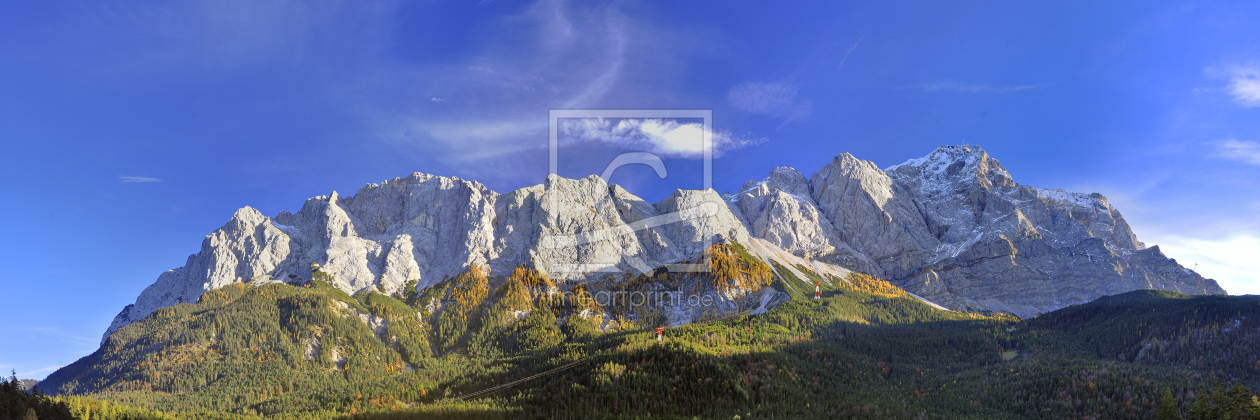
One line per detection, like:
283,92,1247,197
24,244,1260,419
2,372,176,420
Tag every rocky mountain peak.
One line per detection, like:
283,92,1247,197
821,152,884,176
783,145,1220,315
765,166,811,197
884,144,1016,196
229,206,267,226
886,144,986,172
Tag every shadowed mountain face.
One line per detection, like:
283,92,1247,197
731,145,1224,316
101,145,1224,345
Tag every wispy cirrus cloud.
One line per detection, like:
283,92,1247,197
1224,63,1260,106
836,37,862,71
919,81,1046,93
24,326,96,344
18,366,64,378
558,118,763,158
727,81,813,127
1214,138,1260,165
119,176,161,183
366,0,688,176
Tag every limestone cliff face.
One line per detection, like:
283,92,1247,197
102,145,1227,345
729,166,881,275
728,145,1225,317
102,173,752,344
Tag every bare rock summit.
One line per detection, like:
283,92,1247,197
728,144,1224,316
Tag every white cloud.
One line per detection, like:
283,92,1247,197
1145,233,1260,295
1214,138,1260,165
559,118,763,158
363,0,674,171
119,176,161,183
836,37,862,71
1225,63,1260,106
24,326,96,345
727,81,813,126
378,116,546,162
919,81,1045,93
560,13,627,109
17,366,63,378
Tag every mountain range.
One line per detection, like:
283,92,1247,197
99,144,1224,345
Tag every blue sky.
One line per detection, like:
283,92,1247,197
2,1,1259,380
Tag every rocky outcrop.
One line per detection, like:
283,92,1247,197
729,166,880,275
727,145,1225,317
